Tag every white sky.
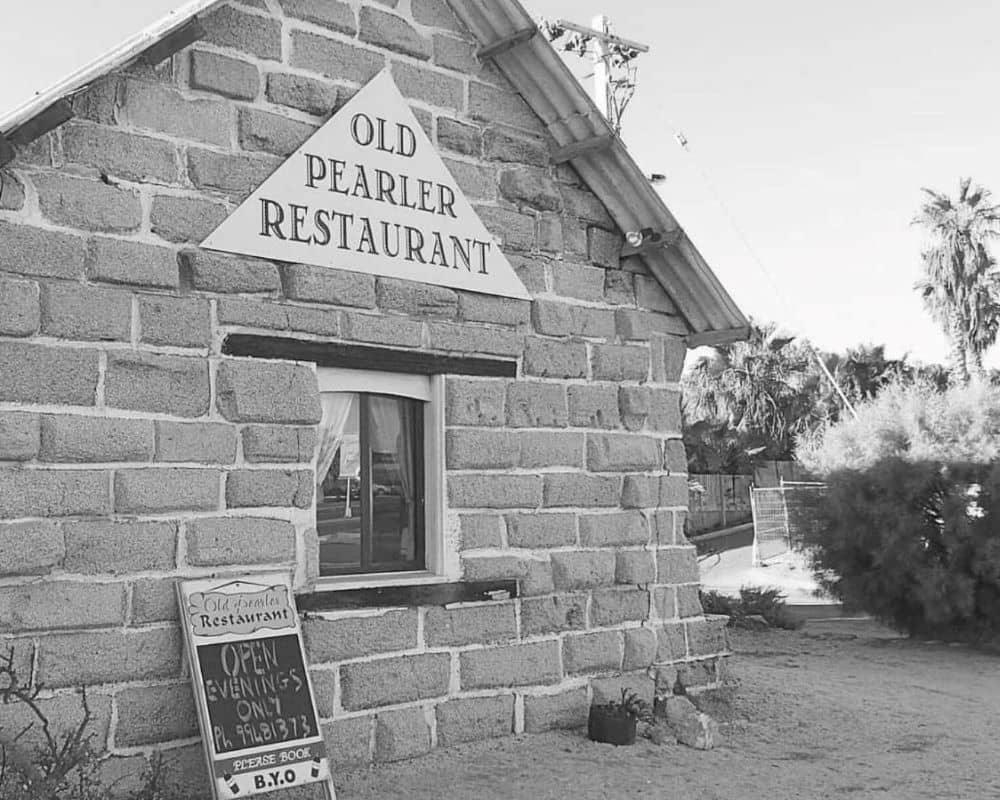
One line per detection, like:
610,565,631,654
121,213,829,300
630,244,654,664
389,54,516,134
3,0,999,366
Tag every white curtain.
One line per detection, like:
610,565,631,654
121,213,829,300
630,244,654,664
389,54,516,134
369,397,418,561
316,393,354,491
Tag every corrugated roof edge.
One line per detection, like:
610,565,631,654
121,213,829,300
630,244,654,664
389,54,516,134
0,0,748,346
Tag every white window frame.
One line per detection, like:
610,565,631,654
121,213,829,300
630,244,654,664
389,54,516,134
314,367,448,589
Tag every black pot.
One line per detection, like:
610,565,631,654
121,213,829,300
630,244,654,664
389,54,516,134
587,705,637,746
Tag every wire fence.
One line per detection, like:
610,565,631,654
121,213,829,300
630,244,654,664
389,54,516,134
750,482,826,566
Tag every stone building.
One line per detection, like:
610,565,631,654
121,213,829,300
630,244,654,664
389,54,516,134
0,0,748,794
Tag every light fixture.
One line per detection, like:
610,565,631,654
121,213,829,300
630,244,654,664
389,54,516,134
625,227,661,248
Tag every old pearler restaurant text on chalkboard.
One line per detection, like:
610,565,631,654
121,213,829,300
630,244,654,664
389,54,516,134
257,113,493,274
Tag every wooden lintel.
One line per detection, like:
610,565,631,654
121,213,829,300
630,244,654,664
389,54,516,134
476,26,538,61
0,136,14,167
550,133,615,164
686,326,752,348
140,17,206,65
620,228,683,259
7,100,73,146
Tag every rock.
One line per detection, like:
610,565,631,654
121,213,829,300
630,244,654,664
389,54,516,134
662,696,721,750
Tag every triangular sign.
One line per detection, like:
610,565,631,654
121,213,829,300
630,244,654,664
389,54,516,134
202,70,530,300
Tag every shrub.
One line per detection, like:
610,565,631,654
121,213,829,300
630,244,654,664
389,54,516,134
802,458,1000,643
700,586,799,629
797,379,1000,474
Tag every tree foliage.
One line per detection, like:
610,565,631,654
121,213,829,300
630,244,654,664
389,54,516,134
913,177,1000,384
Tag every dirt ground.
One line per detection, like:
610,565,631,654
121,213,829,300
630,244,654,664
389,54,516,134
335,619,1000,799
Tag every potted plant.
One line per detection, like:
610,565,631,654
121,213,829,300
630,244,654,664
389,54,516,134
587,688,650,746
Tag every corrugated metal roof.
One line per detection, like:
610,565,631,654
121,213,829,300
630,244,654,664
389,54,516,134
0,0,748,345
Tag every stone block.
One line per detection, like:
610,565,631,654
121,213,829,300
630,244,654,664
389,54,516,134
623,627,658,670
677,585,704,618
616,309,687,341
686,617,729,657
657,547,699,585
568,385,620,429
620,475,659,509
469,82,541,132
0,581,126,633
2,693,111,753
115,683,198,746
505,513,576,549
653,586,677,619
39,415,152,463
186,517,296,566
616,551,656,585
604,270,634,305
63,520,176,574
226,469,313,508
506,382,567,428
105,352,209,417
460,555,527,583
242,425,316,463
359,6,430,59
304,609,418,662
590,588,650,626
187,147,282,198
550,261,605,302
202,4,282,59
0,469,110,519
587,433,661,472
374,707,431,762
483,128,548,167
652,335,688,384
290,31,385,84
661,476,689,507
341,653,450,710
239,107,315,156
664,439,687,473
131,578,181,624
425,602,517,647
635,275,679,313
61,122,179,184
180,249,281,293
216,360,321,424
520,593,586,635
156,421,237,464
550,551,615,590
0,341,99,405
542,473,620,508
341,311,423,346
522,559,555,596
460,641,560,689
579,513,648,547
392,61,462,110
458,514,503,550
587,227,622,268
662,695,720,750
476,205,536,250
446,378,505,426
656,622,688,662
499,167,561,212
0,521,64,576
437,117,481,156
560,186,614,229
39,282,131,341
532,301,615,339
151,194,228,243
189,49,259,100
284,263,376,307
322,717,373,769
279,0,356,34
34,173,141,233
456,293,529,327
562,631,622,674
115,468,219,514
0,171,24,210
591,672,655,707
448,474,541,509
523,337,588,379
435,696,513,746
427,322,521,357
0,220,86,280
591,344,649,382
517,431,584,469
35,627,182,688
0,276,39,336
523,688,589,732
68,74,120,125
122,79,230,147
377,278,457,317
0,411,40,460
266,72,339,116
86,237,179,289
446,429,520,470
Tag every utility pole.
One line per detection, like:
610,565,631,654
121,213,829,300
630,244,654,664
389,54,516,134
541,16,649,134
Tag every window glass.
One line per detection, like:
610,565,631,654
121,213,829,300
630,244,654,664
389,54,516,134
316,392,424,575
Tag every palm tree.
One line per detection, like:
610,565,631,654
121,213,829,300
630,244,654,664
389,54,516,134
913,178,1000,384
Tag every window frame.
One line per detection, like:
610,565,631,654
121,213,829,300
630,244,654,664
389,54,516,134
315,367,447,589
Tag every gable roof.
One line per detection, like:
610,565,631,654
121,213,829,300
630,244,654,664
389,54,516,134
0,0,748,346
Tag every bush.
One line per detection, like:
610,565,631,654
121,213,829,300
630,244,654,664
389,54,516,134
797,379,1000,474
700,586,799,629
802,458,1000,643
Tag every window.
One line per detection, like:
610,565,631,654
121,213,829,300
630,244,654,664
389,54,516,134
315,368,444,581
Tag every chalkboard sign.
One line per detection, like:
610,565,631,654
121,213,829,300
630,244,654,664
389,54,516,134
177,573,335,799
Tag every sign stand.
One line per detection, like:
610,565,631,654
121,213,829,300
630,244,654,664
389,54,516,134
176,573,336,799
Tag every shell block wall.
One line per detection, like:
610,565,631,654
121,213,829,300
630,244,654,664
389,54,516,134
0,0,728,794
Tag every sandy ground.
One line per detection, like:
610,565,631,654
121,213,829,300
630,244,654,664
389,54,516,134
335,619,1000,800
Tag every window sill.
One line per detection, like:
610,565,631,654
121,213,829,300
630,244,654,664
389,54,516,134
297,578,519,612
